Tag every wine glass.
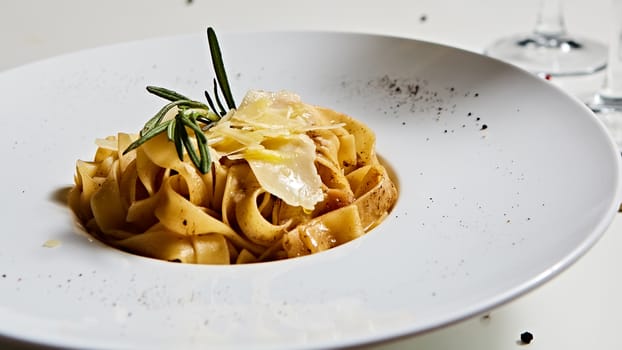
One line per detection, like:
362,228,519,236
486,0,607,76
587,0,622,149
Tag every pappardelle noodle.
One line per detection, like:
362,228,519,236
68,29,397,264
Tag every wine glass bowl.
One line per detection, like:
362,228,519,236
587,0,622,150
485,0,607,76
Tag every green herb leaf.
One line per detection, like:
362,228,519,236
146,86,191,102
177,119,201,170
212,78,227,116
207,27,236,110
166,118,176,140
173,119,185,161
123,120,171,154
204,90,220,116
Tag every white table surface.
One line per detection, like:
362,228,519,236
1,0,620,349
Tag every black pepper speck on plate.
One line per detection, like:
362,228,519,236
520,331,534,345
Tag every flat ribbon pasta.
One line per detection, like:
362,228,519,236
69,90,398,264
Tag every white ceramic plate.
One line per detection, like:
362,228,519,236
0,31,620,350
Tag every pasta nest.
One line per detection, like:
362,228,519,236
69,91,397,264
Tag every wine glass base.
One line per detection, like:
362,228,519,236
587,95,622,150
485,33,607,76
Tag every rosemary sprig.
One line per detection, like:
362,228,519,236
123,86,218,173
207,27,236,110
122,27,236,174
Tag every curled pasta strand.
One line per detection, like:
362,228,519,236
155,175,265,255
236,187,291,246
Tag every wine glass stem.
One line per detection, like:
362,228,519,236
600,0,622,99
534,0,566,38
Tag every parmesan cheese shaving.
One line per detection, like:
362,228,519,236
42,239,61,248
207,90,338,209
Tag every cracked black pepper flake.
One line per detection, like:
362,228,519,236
409,84,420,96
520,331,533,344
481,124,488,130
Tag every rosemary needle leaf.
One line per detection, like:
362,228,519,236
173,119,185,161
204,90,220,116
178,121,202,170
166,118,175,141
141,100,180,135
123,121,170,154
141,111,166,136
212,79,227,116
181,116,207,143
207,27,236,109
146,86,191,102
197,134,210,173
